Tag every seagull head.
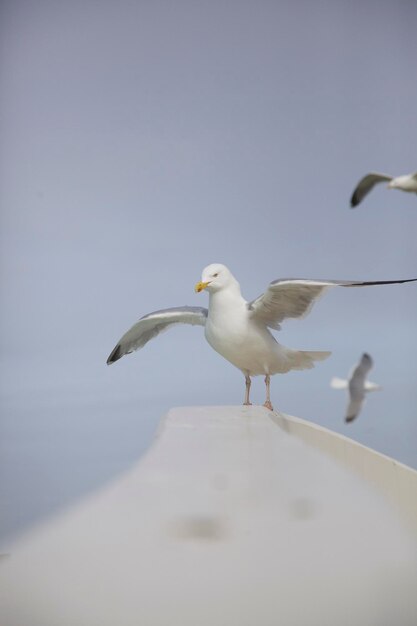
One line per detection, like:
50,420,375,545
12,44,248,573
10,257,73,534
195,263,235,293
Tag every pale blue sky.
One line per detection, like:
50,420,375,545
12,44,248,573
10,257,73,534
1,0,416,545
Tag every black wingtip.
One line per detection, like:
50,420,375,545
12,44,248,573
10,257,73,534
345,415,356,423
106,344,122,365
349,277,417,287
350,194,359,208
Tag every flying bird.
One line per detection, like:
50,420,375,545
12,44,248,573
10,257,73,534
331,353,381,423
107,264,416,411
350,171,417,207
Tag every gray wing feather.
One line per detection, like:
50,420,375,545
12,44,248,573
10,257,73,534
248,278,417,330
107,306,208,364
345,354,373,422
345,365,368,422
355,353,373,375
350,172,393,207
345,392,365,423
248,280,331,329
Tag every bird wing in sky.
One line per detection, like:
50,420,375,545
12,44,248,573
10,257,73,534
247,277,416,331
345,392,365,423
107,306,208,364
350,172,393,207
344,355,373,422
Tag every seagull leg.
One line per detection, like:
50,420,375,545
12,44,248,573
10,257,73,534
263,375,273,411
243,374,252,406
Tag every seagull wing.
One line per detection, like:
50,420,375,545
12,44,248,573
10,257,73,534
345,392,365,423
357,352,373,374
107,306,208,364
345,361,369,422
247,277,416,330
349,362,368,388
350,172,393,207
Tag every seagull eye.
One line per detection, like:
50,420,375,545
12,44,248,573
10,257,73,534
213,273,219,278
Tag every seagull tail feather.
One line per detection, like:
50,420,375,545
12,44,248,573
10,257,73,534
306,350,332,362
279,349,331,372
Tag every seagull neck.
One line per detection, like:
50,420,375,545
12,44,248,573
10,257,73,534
208,282,245,312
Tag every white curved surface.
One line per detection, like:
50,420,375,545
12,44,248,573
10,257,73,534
0,406,416,626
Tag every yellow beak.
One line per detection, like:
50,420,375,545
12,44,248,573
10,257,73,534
195,281,210,293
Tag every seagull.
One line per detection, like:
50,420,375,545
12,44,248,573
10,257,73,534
331,353,381,423
107,264,416,410
350,171,417,207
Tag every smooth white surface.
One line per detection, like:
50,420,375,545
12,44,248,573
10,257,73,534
1,406,416,626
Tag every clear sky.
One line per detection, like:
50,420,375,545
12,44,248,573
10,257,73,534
1,0,416,545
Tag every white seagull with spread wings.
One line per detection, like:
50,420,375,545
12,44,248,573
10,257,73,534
350,171,417,207
107,264,416,410
331,353,381,423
